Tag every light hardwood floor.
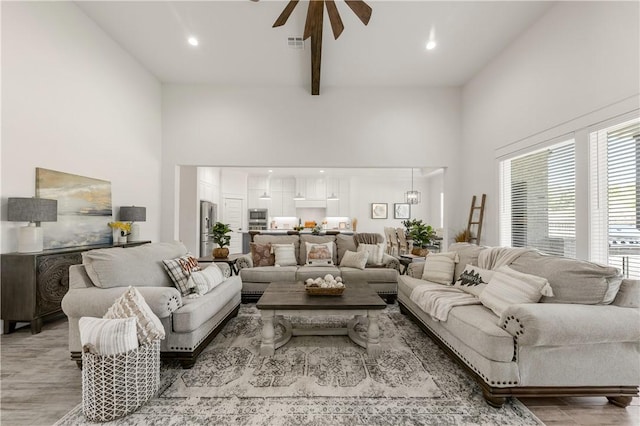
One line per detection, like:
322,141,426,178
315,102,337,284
1,318,638,426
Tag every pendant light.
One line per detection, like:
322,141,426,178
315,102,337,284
405,168,421,205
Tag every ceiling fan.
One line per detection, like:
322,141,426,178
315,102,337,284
253,0,372,95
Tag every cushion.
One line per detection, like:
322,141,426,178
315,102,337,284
357,243,385,265
508,251,622,304
82,241,188,289
448,243,487,283
189,264,225,296
340,250,368,269
421,251,458,285
271,243,297,266
300,235,338,265
240,266,298,283
305,241,334,266
479,265,554,318
79,316,138,356
162,254,201,296
104,286,166,345
452,264,494,297
335,234,357,264
250,242,274,267
340,266,398,283
254,235,300,265
613,279,640,308
296,266,341,282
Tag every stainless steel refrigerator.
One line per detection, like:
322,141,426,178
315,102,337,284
200,201,217,257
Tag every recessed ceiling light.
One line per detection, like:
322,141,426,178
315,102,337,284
426,40,437,50
268,169,273,173
187,36,199,47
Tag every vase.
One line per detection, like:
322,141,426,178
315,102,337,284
212,247,229,259
118,235,128,244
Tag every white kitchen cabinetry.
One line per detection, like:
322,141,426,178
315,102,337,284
270,177,296,217
326,177,350,217
247,175,268,210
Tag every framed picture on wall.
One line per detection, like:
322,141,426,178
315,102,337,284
394,203,410,219
371,203,388,219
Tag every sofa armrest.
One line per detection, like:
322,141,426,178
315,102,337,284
236,254,253,270
61,286,182,320
500,303,640,346
382,253,401,271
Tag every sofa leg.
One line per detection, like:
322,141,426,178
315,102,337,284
607,396,632,407
398,302,408,315
482,390,506,408
179,359,196,369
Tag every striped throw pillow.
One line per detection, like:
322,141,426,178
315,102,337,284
479,265,554,318
271,243,297,266
189,264,225,296
104,286,165,345
79,317,138,356
421,251,459,285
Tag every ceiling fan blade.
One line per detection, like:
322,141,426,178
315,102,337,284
344,0,372,25
303,0,324,40
325,0,344,39
273,0,300,28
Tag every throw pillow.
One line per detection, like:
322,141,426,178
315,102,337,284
104,286,166,345
250,242,275,267
189,264,225,296
79,316,138,356
340,250,368,270
479,265,554,318
452,264,494,297
421,251,459,285
305,241,334,266
162,254,201,296
271,243,297,266
357,243,385,265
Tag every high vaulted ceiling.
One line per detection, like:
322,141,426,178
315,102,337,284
76,1,552,89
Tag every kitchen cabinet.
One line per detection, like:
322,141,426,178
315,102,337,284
247,175,268,209
326,177,350,217
305,177,326,200
270,177,295,216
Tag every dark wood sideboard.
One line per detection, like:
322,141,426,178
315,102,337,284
1,240,151,334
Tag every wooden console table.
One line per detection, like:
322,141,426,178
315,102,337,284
1,240,150,334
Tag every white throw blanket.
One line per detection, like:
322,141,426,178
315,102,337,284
478,247,533,270
410,283,480,322
410,247,535,322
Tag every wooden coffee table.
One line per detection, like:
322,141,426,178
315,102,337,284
256,281,386,357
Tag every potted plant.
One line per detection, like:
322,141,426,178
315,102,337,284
402,219,436,256
210,222,232,258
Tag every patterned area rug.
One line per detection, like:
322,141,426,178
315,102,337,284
55,304,543,425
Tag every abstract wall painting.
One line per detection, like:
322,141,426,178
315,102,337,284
36,168,113,249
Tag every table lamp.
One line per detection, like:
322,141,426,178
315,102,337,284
119,206,146,241
8,197,58,253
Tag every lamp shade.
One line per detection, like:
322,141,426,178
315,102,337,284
7,197,57,222
119,206,146,222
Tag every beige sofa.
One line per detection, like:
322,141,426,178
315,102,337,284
61,241,242,368
398,243,640,407
237,233,400,303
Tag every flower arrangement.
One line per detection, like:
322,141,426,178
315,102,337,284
109,221,132,236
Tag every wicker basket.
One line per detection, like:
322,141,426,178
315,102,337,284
82,340,160,422
305,286,345,296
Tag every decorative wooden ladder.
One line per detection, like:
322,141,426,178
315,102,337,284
466,194,486,245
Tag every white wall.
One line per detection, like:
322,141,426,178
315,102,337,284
1,2,162,253
461,1,640,246
161,86,462,244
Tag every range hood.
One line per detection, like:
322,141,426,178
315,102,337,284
295,200,327,208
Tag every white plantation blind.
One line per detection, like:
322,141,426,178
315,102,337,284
590,118,640,278
499,139,576,257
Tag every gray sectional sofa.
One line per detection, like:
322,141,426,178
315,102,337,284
237,233,400,303
61,241,242,368
398,243,640,407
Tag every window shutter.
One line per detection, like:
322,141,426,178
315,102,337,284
499,140,576,257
